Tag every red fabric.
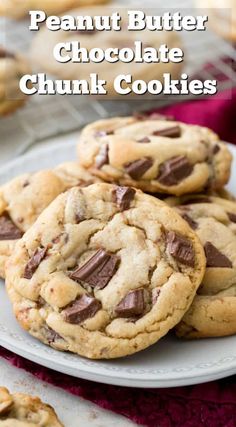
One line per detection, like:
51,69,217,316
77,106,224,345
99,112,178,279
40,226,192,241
0,346,236,427
1,90,236,426
158,89,236,145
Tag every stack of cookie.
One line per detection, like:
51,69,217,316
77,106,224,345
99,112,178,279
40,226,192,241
2,114,236,361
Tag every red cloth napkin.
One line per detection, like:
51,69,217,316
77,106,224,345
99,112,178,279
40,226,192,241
1,89,236,427
0,346,236,427
158,89,236,145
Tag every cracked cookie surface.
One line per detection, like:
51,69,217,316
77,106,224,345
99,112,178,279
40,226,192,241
0,47,30,115
0,163,99,278
77,116,232,195
166,194,236,338
0,387,63,426
0,0,110,18
6,183,205,359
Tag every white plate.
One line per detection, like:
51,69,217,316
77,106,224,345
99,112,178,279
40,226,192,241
0,140,236,389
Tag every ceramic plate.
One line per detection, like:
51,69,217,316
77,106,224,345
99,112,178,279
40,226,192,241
0,139,235,388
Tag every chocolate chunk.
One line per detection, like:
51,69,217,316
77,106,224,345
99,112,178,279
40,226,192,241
133,111,174,121
204,242,232,268
181,213,198,230
0,47,15,59
228,212,236,223
95,130,114,137
24,247,47,279
71,249,120,289
113,186,136,211
158,156,193,186
62,295,101,324
75,211,85,223
0,213,22,240
96,144,109,169
213,144,220,154
115,289,145,318
167,231,195,267
22,180,30,188
45,327,63,344
124,157,153,180
181,196,212,205
153,126,181,138
137,137,151,143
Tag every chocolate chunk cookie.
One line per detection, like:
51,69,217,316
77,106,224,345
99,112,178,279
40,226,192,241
6,183,205,359
166,194,236,338
0,387,63,426
0,47,30,115
77,116,232,195
0,163,99,278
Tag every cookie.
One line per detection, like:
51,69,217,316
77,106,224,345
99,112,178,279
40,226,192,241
77,116,232,195
6,183,205,359
0,387,63,426
0,47,29,116
54,161,101,188
0,0,110,19
210,188,236,202
166,193,236,338
196,0,236,42
0,163,99,278
30,7,182,96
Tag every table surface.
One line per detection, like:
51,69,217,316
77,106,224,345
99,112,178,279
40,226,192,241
0,359,135,427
